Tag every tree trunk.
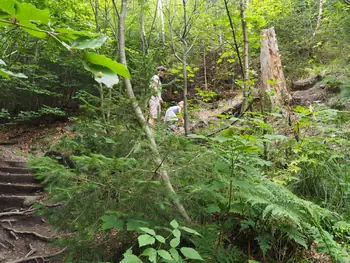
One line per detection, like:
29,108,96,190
140,0,147,55
312,0,324,37
118,0,191,223
203,46,208,89
240,0,250,113
158,0,165,44
182,46,189,135
95,0,99,32
260,27,292,110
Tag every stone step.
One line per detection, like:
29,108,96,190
0,183,42,195
2,160,28,168
0,167,31,174
0,173,38,184
0,195,41,210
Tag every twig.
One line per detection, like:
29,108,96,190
153,152,170,176
3,226,52,241
6,247,67,263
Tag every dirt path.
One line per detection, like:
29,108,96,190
0,145,64,263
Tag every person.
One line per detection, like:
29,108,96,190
164,101,184,122
149,66,168,127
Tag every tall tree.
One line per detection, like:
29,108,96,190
118,0,191,223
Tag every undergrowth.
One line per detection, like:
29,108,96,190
29,99,350,262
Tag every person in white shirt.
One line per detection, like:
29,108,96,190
164,101,184,122
149,66,167,127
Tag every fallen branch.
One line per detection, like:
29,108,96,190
6,247,67,263
3,226,52,241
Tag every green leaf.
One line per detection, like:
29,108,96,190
158,250,173,261
84,52,131,79
138,234,155,247
15,2,49,25
141,248,157,263
100,215,124,231
0,68,27,79
170,219,179,229
120,250,143,263
0,0,16,15
169,248,180,262
172,229,181,238
180,247,204,261
139,227,156,236
0,10,11,19
56,28,97,41
18,21,47,38
249,260,261,263
179,227,201,236
0,59,6,66
170,237,180,248
126,219,148,231
155,235,165,243
207,204,221,213
71,35,107,50
83,62,119,88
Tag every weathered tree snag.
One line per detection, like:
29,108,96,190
260,27,292,111
119,0,191,223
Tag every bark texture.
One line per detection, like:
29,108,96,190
260,27,292,110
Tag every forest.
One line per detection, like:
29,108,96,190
0,0,350,262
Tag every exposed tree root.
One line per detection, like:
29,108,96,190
25,243,37,258
0,208,35,218
3,226,52,241
6,247,67,263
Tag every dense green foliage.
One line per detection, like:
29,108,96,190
1,0,350,262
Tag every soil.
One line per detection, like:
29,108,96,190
0,122,70,263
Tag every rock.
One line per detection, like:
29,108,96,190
292,84,328,105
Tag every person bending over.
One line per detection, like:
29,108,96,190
164,101,184,122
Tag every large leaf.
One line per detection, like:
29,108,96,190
120,249,143,263
56,28,97,41
170,237,180,248
72,35,107,50
126,219,148,231
180,247,204,261
0,0,16,15
169,248,180,262
139,227,156,236
100,215,124,231
84,52,131,79
19,21,46,38
170,219,179,229
15,2,49,25
179,226,201,236
0,68,27,79
83,62,119,88
138,234,155,247
141,248,157,263
157,250,173,261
